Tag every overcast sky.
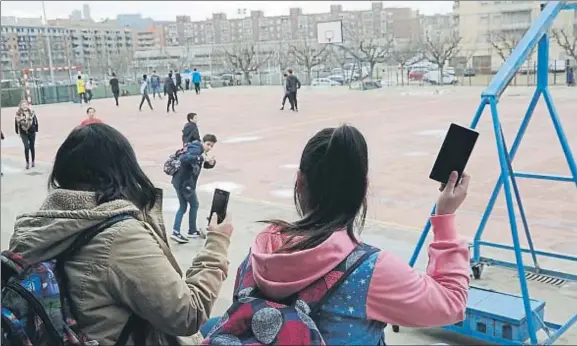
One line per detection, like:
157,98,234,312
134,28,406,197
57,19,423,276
1,1,453,21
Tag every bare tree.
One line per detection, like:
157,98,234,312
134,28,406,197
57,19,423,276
423,31,462,77
552,28,577,63
276,42,294,74
290,40,329,84
392,38,423,86
358,37,394,79
223,43,271,85
489,31,523,62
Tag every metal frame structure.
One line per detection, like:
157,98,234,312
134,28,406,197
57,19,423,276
406,1,577,344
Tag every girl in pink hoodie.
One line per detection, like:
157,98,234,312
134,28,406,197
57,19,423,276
202,124,470,345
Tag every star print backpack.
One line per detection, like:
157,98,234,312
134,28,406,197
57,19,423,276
202,243,379,346
0,214,141,346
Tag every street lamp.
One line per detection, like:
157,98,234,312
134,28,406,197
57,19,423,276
41,0,55,83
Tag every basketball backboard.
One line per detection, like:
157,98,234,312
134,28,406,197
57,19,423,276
316,20,343,44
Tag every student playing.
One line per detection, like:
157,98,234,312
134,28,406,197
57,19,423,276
182,112,200,145
85,78,95,103
286,69,301,112
192,68,202,95
14,100,39,170
200,125,470,344
76,75,87,105
165,72,177,113
138,74,154,112
171,134,217,243
150,70,162,99
80,107,103,126
109,73,120,106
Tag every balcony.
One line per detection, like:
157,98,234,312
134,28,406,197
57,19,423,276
500,21,532,31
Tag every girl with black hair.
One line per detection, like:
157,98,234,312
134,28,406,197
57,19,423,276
201,124,470,344
14,100,39,169
8,123,233,345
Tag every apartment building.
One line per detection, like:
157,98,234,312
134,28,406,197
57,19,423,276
455,0,577,72
157,2,419,47
48,19,133,75
1,23,73,75
132,2,421,69
133,24,166,51
420,13,456,41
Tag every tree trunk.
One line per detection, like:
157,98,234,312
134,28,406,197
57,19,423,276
369,62,376,79
400,64,405,86
306,70,312,85
243,71,250,85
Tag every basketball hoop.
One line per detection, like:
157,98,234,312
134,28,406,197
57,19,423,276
316,21,343,44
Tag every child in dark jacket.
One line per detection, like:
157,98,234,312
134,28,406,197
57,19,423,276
171,134,217,243
182,113,200,145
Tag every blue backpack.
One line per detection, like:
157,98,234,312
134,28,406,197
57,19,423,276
1,214,141,346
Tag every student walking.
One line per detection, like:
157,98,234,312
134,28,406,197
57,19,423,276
286,69,301,111
14,100,39,169
176,72,184,92
76,75,87,105
85,78,95,103
171,134,217,242
165,72,177,113
109,73,120,106
182,112,201,144
192,68,202,95
138,74,154,112
150,70,162,99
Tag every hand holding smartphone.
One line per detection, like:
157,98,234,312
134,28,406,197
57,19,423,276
208,188,230,225
429,123,479,185
206,189,233,237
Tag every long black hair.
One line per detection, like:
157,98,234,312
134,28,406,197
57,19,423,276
48,123,157,211
265,124,369,252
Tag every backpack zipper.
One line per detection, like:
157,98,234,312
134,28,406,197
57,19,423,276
6,282,64,346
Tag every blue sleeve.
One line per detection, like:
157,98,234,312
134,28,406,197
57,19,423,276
180,142,202,164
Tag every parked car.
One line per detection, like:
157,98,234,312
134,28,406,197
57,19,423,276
311,78,339,86
408,69,427,80
327,74,345,85
463,67,476,77
423,71,457,85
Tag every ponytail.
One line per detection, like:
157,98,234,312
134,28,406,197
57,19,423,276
263,124,369,253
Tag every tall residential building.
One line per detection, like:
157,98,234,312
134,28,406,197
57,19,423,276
158,2,420,48
455,0,576,72
69,10,82,21
1,24,73,74
116,14,154,30
133,24,166,51
420,13,455,41
48,19,133,75
82,4,92,21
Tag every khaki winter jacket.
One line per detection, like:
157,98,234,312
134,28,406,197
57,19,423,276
9,188,231,345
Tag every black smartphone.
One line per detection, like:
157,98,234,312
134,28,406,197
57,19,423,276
429,123,479,184
209,189,230,224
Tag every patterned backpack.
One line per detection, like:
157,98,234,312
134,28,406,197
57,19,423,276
163,147,186,176
202,243,379,346
1,214,139,346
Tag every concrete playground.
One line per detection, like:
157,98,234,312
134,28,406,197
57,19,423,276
1,85,576,344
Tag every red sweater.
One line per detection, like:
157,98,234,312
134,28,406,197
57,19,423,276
80,118,103,126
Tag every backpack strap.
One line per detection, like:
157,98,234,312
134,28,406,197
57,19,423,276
309,243,379,317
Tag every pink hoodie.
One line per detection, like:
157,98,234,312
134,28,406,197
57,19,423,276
248,214,470,327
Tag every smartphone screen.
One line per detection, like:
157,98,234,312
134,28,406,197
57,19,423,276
209,189,230,224
429,123,479,184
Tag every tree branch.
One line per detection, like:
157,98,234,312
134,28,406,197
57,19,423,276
552,28,577,62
